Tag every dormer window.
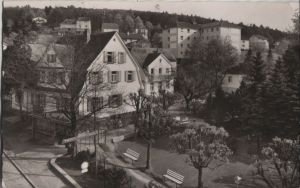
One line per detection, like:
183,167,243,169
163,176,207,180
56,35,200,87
47,54,56,63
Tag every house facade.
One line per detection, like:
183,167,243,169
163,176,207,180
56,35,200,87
59,17,91,36
222,74,244,93
241,40,250,51
12,31,144,119
162,22,200,59
199,21,242,53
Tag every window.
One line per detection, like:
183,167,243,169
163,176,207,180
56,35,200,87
109,94,122,108
104,52,115,64
228,76,232,83
87,97,103,112
57,72,65,85
187,29,190,33
15,91,23,104
34,93,46,107
180,44,183,48
125,71,134,82
118,52,126,64
166,68,170,74
207,36,209,40
180,36,183,40
150,83,154,91
150,68,154,75
47,54,56,63
56,97,65,111
211,28,214,32
159,68,162,75
168,44,170,48
168,29,170,33
187,37,190,40
187,44,190,48
111,71,120,83
89,71,103,85
39,71,45,83
48,71,57,84
168,37,170,41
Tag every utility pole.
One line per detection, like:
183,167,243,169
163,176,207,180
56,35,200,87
1,1,5,184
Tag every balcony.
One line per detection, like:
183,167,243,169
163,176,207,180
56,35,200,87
149,74,174,82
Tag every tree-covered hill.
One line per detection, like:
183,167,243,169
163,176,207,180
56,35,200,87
4,5,287,45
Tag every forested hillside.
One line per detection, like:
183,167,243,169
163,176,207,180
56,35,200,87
4,5,287,45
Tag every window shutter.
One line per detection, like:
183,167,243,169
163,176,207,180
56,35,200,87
125,71,128,82
118,71,121,82
123,53,126,64
87,97,91,112
132,71,135,81
108,96,111,107
99,71,103,83
103,51,106,63
107,71,111,83
113,52,117,64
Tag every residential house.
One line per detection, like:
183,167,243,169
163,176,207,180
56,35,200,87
162,21,200,58
249,35,269,52
32,17,47,25
131,49,176,95
199,21,242,53
221,65,245,93
119,33,151,49
101,23,119,33
12,31,144,119
59,17,91,37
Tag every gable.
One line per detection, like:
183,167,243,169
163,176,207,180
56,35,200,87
147,54,172,69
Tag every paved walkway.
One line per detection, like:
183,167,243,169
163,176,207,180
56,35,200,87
3,115,70,188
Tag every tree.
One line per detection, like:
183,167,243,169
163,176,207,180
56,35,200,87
3,34,38,118
47,8,64,27
145,21,153,32
170,123,232,188
114,13,123,29
124,15,135,33
256,137,300,188
134,16,144,29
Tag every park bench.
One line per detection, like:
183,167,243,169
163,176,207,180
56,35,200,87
123,148,140,164
163,169,184,187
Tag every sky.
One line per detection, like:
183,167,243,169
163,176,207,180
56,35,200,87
4,0,299,31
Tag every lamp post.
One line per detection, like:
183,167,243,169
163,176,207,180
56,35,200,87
234,176,242,188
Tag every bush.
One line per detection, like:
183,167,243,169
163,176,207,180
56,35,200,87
98,167,133,188
75,150,91,164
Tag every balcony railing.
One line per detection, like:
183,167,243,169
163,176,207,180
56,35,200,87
149,74,174,82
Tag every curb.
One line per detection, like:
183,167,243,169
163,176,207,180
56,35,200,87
49,154,82,188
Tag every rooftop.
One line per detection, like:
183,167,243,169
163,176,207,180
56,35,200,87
200,21,241,29
171,21,201,30
61,19,76,25
102,23,119,30
77,17,90,21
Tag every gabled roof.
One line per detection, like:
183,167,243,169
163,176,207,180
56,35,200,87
61,19,76,25
142,53,161,69
250,34,268,40
200,21,241,29
171,21,201,30
78,17,90,21
29,43,74,69
102,23,119,30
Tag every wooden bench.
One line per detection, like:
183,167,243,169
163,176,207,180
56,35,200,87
163,169,184,187
123,148,140,164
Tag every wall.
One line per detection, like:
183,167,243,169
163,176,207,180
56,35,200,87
222,74,244,93
220,27,241,53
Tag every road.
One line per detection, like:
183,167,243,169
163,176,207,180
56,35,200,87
3,115,70,188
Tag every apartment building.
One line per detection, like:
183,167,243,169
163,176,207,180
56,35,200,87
162,22,200,59
199,21,242,53
101,23,119,33
249,35,269,52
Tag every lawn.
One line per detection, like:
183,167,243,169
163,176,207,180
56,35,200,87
116,136,267,188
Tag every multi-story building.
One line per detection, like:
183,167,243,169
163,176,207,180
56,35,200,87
59,17,91,37
101,23,119,33
162,22,200,59
199,21,242,53
12,31,144,119
241,40,250,51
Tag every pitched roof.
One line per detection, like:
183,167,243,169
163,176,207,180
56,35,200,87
200,21,241,29
61,19,76,25
172,21,201,30
142,53,161,68
119,33,144,40
78,17,90,21
102,23,119,30
250,34,268,40
29,43,74,69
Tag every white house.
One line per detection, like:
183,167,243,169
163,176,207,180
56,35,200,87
222,74,244,93
199,21,242,53
12,31,144,119
59,17,91,36
32,17,47,25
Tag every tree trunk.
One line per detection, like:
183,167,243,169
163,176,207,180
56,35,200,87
198,167,203,188
185,97,191,111
146,140,151,169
